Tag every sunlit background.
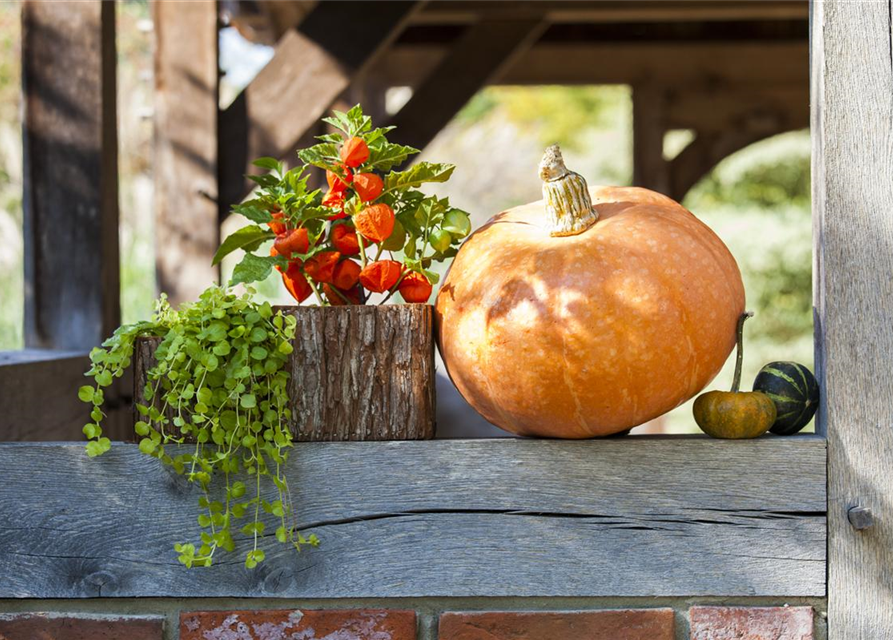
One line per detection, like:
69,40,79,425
0,2,812,433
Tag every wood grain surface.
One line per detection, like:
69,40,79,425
813,0,893,637
21,0,119,350
0,437,825,598
134,306,436,441
153,1,219,305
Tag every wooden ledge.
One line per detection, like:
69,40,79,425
0,437,825,598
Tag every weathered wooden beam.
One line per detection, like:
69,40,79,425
632,85,669,193
814,0,893,636
387,20,546,153
413,1,809,25
668,119,788,202
0,351,131,442
0,351,125,442
21,0,119,350
218,2,421,213
153,2,219,305
374,41,808,89
665,86,808,131
0,438,825,598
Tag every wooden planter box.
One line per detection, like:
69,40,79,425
134,305,436,440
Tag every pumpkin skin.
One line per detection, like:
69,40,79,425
753,361,820,435
693,390,776,439
435,185,745,438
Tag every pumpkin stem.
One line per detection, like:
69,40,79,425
539,145,599,237
731,311,754,393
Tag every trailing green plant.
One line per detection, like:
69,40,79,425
79,286,317,568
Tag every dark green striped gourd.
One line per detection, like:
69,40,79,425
752,362,820,435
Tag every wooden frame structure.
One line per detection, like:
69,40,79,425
1,0,891,636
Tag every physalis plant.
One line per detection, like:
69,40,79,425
79,287,318,569
214,105,471,304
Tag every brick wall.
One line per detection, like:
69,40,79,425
0,600,826,640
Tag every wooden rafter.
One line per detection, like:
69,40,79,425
667,125,787,202
412,1,809,25
386,19,547,153
373,41,807,90
218,1,422,213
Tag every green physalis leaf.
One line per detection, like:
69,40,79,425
297,143,339,171
231,202,273,224
251,157,283,173
384,162,455,192
213,226,274,265
367,141,419,171
230,253,275,286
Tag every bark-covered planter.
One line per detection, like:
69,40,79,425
135,304,436,441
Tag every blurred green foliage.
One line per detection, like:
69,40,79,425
685,132,812,346
687,134,810,209
459,86,630,152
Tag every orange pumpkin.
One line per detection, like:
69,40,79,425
435,145,745,438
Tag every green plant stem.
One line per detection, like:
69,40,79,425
305,276,326,306
731,311,754,393
379,271,408,305
357,232,368,267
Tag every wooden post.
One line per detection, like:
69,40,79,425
21,0,119,350
387,20,546,153
153,1,219,305
632,84,670,194
814,0,893,636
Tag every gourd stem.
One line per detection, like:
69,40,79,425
539,145,598,237
731,311,753,393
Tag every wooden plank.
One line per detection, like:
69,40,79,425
814,0,893,636
153,2,219,305
376,41,808,89
0,438,825,598
21,0,119,350
0,352,131,442
414,1,809,24
133,306,436,441
387,20,546,152
218,2,420,212
632,85,669,193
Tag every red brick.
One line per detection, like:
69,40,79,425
439,610,675,640
690,606,814,640
0,614,163,640
180,609,416,640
